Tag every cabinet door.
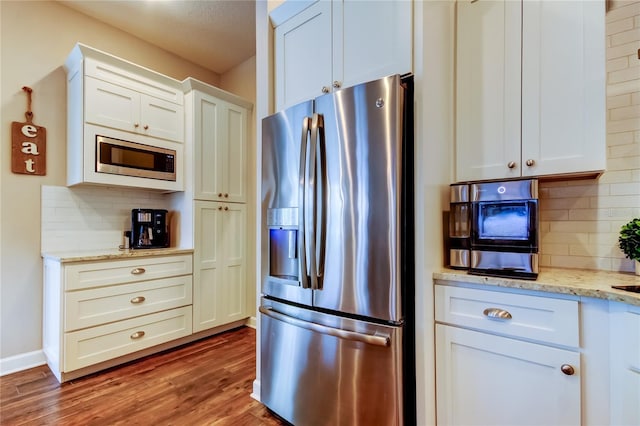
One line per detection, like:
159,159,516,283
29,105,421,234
455,0,521,182
610,304,640,426
339,0,412,90
85,77,139,133
194,92,222,201
275,1,332,111
139,94,184,142
436,324,580,426
223,103,248,203
194,92,247,202
193,201,247,332
521,0,605,177
220,203,247,323
193,201,222,332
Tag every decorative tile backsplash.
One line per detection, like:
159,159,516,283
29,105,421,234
41,185,170,252
538,1,640,273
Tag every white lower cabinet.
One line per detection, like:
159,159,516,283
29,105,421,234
610,302,640,426
193,201,247,332
435,284,581,425
43,253,193,382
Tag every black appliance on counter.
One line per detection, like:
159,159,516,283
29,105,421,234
130,209,169,249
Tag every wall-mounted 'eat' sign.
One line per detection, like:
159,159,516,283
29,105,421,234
11,86,46,176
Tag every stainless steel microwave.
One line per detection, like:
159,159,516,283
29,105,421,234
96,135,176,181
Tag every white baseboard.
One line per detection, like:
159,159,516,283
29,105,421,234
251,378,261,402
0,350,46,376
245,316,257,329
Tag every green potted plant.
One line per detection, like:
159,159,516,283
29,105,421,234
618,217,640,275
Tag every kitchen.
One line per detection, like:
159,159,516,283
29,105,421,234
1,0,639,425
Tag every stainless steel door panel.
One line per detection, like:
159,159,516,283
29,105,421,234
262,101,313,304
260,299,403,426
312,75,404,322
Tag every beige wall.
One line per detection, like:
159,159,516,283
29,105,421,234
538,1,640,273
0,0,232,362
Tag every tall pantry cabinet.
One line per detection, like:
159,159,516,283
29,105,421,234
177,78,252,333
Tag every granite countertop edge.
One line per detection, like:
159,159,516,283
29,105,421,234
433,267,640,307
42,247,194,263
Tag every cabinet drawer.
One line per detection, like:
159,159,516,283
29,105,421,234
435,285,579,347
65,254,193,290
64,306,192,372
65,275,193,331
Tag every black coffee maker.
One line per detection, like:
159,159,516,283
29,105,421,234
130,209,169,249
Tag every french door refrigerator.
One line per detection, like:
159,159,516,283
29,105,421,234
260,74,415,426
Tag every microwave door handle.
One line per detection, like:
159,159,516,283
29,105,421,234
308,114,319,291
299,117,311,289
312,113,327,288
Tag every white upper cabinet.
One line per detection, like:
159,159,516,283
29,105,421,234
273,0,413,111
64,43,185,191
455,0,605,182
185,79,251,203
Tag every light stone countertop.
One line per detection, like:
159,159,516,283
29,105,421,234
42,247,194,263
433,267,640,307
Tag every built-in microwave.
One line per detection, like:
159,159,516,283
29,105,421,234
96,135,176,181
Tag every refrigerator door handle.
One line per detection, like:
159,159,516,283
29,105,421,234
312,113,327,286
308,114,319,291
299,116,312,289
259,306,391,347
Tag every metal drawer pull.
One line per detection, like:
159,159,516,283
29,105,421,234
131,268,146,275
130,296,146,304
561,364,575,375
130,331,145,340
483,307,512,320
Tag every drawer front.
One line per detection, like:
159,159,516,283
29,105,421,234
435,285,579,347
65,275,193,331
65,254,193,290
64,306,192,372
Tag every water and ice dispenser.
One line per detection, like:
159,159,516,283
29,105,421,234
267,208,299,280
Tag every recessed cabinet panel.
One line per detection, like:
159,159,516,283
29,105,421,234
275,1,332,111
226,106,246,202
341,0,412,90
455,0,521,182
436,324,581,426
85,77,139,132
196,96,221,200
521,0,606,177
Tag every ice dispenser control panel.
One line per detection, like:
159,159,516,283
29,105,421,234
268,208,299,281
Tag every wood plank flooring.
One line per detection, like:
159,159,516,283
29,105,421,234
0,326,287,425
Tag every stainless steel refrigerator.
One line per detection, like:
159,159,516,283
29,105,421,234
260,74,415,426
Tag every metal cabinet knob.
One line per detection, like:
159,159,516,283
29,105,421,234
130,331,145,340
134,123,140,128
526,159,535,167
332,81,341,89
218,192,223,197
143,125,149,130
507,161,517,169
321,86,330,94
130,296,146,304
224,206,229,211
561,364,575,375
131,268,146,275
218,206,223,211
224,193,229,198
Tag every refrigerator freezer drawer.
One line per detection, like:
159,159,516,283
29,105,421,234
260,301,404,426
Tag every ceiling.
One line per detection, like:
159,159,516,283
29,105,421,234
58,0,256,75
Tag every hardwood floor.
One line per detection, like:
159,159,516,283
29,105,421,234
0,327,287,425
